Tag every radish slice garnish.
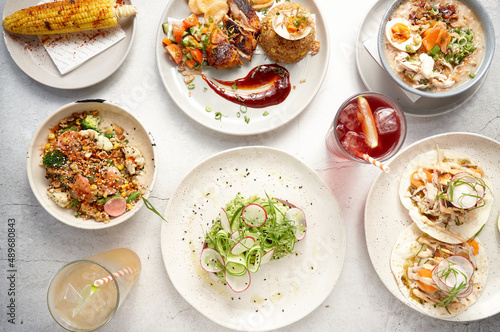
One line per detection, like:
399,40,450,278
219,208,231,233
260,248,275,265
285,208,307,241
231,236,255,255
200,247,225,273
431,255,474,296
448,173,486,210
226,270,251,293
241,204,267,227
103,197,127,217
245,246,262,273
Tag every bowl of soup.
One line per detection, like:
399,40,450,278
378,0,494,98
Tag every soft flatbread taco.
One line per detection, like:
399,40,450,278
391,223,487,318
399,148,493,244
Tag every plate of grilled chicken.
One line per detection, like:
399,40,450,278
156,0,329,135
2,0,137,89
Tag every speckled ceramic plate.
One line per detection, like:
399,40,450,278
365,132,500,321
161,146,346,331
27,100,157,229
2,0,136,89
155,0,329,135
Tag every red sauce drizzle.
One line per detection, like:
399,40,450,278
201,64,291,108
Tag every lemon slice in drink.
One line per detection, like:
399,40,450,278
358,97,379,148
72,284,99,317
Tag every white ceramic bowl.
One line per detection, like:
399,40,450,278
27,100,157,229
378,0,495,99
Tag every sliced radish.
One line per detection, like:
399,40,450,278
431,255,474,296
104,197,127,217
245,246,262,273
241,204,267,227
219,208,231,233
200,247,225,273
231,236,255,255
226,270,251,293
285,207,307,241
448,173,486,210
260,248,275,265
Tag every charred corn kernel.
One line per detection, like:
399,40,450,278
70,163,78,171
90,184,97,191
126,203,132,210
113,143,120,149
117,164,124,170
48,133,55,140
2,0,137,35
76,119,81,125
45,143,51,149
82,146,89,151
121,191,128,197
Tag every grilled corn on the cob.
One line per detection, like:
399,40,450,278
2,0,137,35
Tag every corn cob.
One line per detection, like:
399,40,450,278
2,0,137,35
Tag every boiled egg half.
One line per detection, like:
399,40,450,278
273,6,313,41
385,18,422,52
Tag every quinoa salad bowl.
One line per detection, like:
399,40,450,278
27,100,157,229
377,0,494,99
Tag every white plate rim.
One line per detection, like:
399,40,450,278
364,132,500,321
160,146,346,330
2,0,137,89
155,0,330,135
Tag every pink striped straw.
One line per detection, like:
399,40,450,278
361,153,390,173
93,267,133,287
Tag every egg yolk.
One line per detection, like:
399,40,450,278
391,23,411,43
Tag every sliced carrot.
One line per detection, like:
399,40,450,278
411,170,433,188
416,269,438,293
422,26,441,52
417,268,433,278
357,97,378,148
467,239,479,256
201,26,209,34
185,59,196,69
416,280,438,293
162,37,172,46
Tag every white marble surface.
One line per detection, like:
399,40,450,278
1,0,500,331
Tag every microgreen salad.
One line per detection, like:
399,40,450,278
200,193,307,292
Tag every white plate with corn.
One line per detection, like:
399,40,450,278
2,0,137,89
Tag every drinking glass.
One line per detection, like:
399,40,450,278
47,248,141,331
325,92,406,163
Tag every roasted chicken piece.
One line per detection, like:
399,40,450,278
223,16,258,61
227,0,260,32
207,28,243,69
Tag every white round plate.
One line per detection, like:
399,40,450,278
155,0,329,135
355,0,485,117
161,146,346,331
2,0,136,89
27,100,157,229
365,132,500,321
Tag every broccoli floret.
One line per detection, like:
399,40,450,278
81,114,101,132
43,150,67,168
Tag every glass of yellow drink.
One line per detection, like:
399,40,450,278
47,248,141,331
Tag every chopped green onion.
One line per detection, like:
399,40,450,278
469,73,476,78
188,83,195,89
263,111,269,116
142,197,166,222
206,106,212,112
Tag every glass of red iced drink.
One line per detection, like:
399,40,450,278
326,92,406,162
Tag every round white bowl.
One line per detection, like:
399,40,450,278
27,100,157,229
378,0,495,99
